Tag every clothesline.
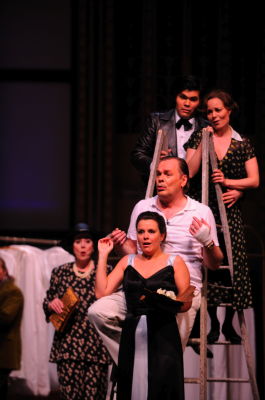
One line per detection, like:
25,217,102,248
0,236,60,246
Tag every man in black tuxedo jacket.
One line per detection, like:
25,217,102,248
130,75,210,183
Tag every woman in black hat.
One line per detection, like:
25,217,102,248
43,223,110,400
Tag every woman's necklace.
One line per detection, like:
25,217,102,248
73,260,94,279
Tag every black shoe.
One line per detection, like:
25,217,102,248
190,343,214,358
207,327,220,344
222,325,242,344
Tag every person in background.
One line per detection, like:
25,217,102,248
43,223,110,400
130,75,210,183
0,257,24,400
185,89,259,343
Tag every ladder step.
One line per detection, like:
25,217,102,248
188,338,241,345
188,338,200,344
208,303,232,307
207,378,250,383
185,378,250,384
184,378,201,384
208,340,242,345
207,284,233,290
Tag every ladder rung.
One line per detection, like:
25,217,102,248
208,340,241,345
207,378,250,383
184,378,201,384
187,338,200,344
188,338,241,345
185,377,250,384
207,284,233,290
208,303,232,307
184,378,250,383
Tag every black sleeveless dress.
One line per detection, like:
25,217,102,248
117,255,184,400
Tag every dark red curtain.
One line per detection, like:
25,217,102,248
75,1,265,394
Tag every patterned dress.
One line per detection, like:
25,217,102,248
43,262,110,400
185,128,256,310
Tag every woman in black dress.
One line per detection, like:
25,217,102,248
43,223,110,400
96,211,193,400
185,90,259,343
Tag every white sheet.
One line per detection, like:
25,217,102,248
0,245,74,396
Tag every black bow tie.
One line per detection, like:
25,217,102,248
176,118,192,131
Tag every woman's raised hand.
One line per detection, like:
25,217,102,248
98,237,114,256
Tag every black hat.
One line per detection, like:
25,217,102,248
60,222,97,254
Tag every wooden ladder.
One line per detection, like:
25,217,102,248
184,129,260,400
146,128,260,399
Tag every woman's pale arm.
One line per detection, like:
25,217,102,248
173,256,192,313
212,157,259,190
95,238,127,298
185,145,202,178
185,127,214,177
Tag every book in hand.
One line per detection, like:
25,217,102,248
140,285,195,314
49,287,80,332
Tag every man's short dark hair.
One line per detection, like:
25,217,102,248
174,75,202,96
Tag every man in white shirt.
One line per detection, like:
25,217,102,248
88,157,223,364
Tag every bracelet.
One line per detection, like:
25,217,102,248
205,240,214,250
